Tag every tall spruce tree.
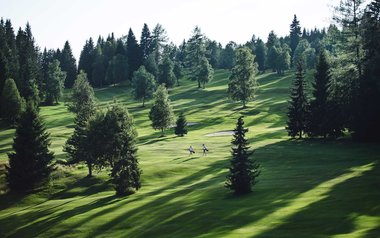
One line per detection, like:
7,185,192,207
59,41,77,88
6,103,54,191
286,62,309,138
140,23,152,60
228,47,258,108
149,84,174,136
104,105,141,195
290,14,302,62
1,78,25,124
78,38,95,85
126,28,143,80
174,112,188,136
225,116,260,195
46,59,66,105
308,50,331,138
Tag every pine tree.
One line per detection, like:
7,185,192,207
6,103,54,191
59,41,77,88
1,78,25,124
290,14,302,61
46,59,66,105
91,45,106,87
254,38,267,72
174,112,188,136
78,38,95,85
226,116,260,195
228,47,258,108
308,50,331,138
150,24,168,64
66,71,96,117
126,28,143,80
106,105,141,195
149,84,174,136
286,62,309,138
140,23,152,60
158,56,176,87
132,66,156,107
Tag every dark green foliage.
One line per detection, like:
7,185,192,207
150,24,168,64
144,53,159,77
64,111,92,173
132,66,156,107
106,54,128,85
91,46,106,87
286,62,309,138
219,41,236,69
158,56,176,87
126,28,143,80
46,59,66,105
140,23,152,60
66,71,96,117
351,0,380,141
1,78,25,124
226,116,260,195
174,112,188,136
173,62,183,86
290,15,302,61
228,47,258,108
59,41,77,88
111,154,141,196
149,84,174,136
15,23,40,104
254,38,267,72
6,103,54,191
308,50,332,138
78,38,95,85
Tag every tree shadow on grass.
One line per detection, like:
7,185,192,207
1,140,379,238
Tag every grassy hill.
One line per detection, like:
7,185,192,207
0,70,379,238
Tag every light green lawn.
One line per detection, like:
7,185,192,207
0,70,379,238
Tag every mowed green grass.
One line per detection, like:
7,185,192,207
0,70,379,238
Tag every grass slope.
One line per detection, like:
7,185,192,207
0,70,379,238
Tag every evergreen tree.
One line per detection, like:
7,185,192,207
78,38,95,84
106,54,128,85
66,71,96,116
308,50,331,138
158,56,176,87
144,53,159,77
1,78,25,124
132,66,156,107
292,39,311,68
149,84,174,136
46,59,66,105
290,14,302,62
91,45,106,87
228,47,258,108
219,41,236,69
225,116,260,195
150,24,168,64
351,0,380,140
140,23,152,60
126,28,143,80
254,39,267,72
59,41,77,88
174,112,188,136
275,44,291,75
6,103,54,191
286,62,309,138
106,105,141,195
198,57,213,88
173,62,183,86
40,48,55,102
16,23,40,103
185,26,207,88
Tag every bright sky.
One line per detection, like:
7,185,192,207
0,0,339,60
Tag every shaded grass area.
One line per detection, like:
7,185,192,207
0,70,379,237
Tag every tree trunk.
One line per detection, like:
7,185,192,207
198,80,201,88
299,131,303,139
87,161,93,177
142,97,145,107
161,128,165,137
